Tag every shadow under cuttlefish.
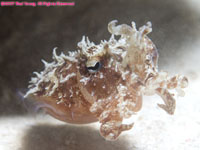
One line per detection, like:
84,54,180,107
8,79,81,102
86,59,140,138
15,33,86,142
20,123,136,150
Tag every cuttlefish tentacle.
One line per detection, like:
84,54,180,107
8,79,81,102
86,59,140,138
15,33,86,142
156,74,188,114
100,120,134,141
99,105,134,141
128,91,143,113
156,88,176,115
126,85,143,113
148,73,188,114
98,83,142,140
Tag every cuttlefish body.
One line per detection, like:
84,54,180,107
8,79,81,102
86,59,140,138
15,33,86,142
25,20,188,140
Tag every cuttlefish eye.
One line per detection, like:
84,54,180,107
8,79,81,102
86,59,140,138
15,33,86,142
86,58,102,73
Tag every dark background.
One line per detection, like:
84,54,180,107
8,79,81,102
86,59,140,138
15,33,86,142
0,0,199,116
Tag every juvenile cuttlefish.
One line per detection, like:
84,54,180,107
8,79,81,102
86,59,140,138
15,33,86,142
25,20,188,141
